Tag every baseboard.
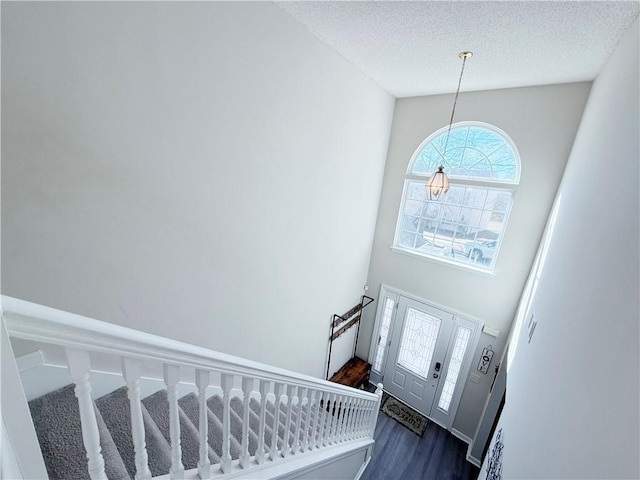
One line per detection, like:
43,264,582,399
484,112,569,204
466,450,481,468
450,428,472,445
452,428,481,467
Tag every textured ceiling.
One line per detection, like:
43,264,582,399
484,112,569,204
277,1,639,98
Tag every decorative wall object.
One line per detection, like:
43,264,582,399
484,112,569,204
486,428,504,480
478,346,494,374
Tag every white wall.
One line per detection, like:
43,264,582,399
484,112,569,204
499,17,639,479
1,2,394,377
361,83,591,438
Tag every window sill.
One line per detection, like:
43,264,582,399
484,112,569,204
390,245,496,277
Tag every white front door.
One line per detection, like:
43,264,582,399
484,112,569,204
383,297,454,416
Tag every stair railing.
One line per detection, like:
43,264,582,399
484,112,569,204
2,295,383,480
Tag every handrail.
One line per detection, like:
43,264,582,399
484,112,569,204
1,295,377,401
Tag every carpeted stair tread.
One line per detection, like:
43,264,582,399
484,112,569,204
249,398,281,450
96,387,172,478
176,393,221,464
142,389,211,470
272,399,314,443
239,397,277,452
205,395,243,460
229,397,261,456
258,398,316,450
28,384,130,480
30,384,329,480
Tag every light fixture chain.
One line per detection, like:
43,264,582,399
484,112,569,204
441,54,469,165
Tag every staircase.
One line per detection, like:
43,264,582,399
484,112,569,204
2,296,383,480
30,384,357,479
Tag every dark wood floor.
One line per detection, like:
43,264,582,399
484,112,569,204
361,411,480,480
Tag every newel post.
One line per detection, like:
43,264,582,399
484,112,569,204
370,383,384,438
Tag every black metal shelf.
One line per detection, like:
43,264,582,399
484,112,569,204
325,295,374,380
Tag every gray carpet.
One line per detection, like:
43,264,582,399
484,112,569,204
29,384,129,480
28,383,314,479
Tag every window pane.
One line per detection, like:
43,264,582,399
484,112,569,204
401,215,420,233
404,199,423,216
463,188,487,209
438,326,472,412
406,182,427,201
398,231,417,249
410,124,519,183
412,143,442,175
395,181,513,271
397,308,441,378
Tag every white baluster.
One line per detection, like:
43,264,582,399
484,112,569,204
269,383,284,461
220,373,233,474
363,399,372,437
309,390,319,450
321,391,331,447
292,387,305,454
122,358,152,480
282,385,295,458
363,402,372,438
66,348,107,480
360,399,369,438
370,383,384,438
342,395,351,442
314,391,325,449
240,377,253,469
163,364,184,479
353,399,363,439
301,389,312,452
325,393,335,446
369,402,377,434
332,394,342,444
336,394,346,443
351,398,361,440
341,396,352,442
344,397,356,441
318,391,327,447
255,380,269,465
195,370,211,479
328,393,338,445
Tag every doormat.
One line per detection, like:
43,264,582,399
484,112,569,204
381,394,428,436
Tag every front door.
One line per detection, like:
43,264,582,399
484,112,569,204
383,297,455,416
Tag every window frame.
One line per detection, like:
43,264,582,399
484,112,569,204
392,121,521,273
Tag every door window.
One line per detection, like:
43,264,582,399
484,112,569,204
397,307,441,378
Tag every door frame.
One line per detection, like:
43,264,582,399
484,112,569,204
367,284,484,430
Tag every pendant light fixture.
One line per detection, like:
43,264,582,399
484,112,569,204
427,51,473,200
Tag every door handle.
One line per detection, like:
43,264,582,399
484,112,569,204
435,362,441,372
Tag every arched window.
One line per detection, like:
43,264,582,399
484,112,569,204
393,122,520,272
